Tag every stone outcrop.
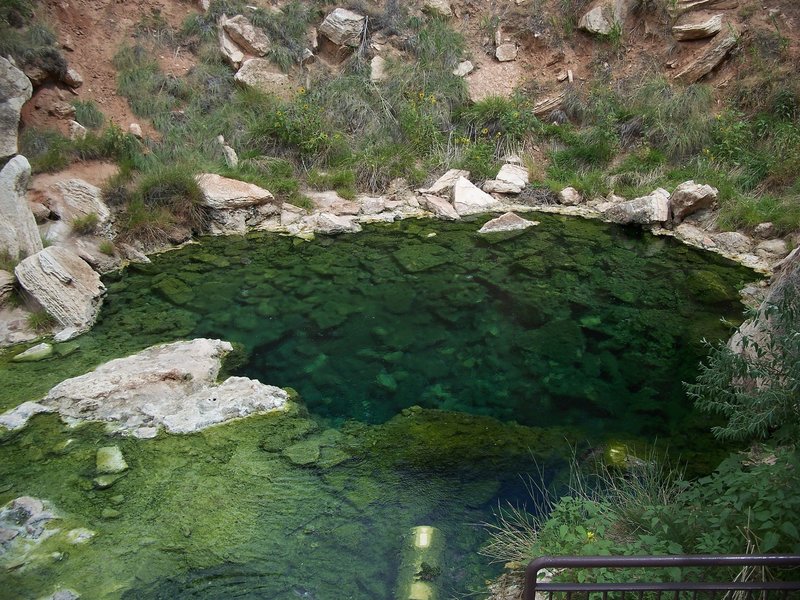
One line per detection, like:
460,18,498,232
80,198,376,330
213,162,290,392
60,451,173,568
39,179,111,241
0,270,13,305
672,14,723,41
0,57,32,160
482,164,528,194
478,212,539,233
223,15,270,56
0,339,288,436
604,188,670,225
668,0,738,18
218,19,245,68
234,58,293,98
319,8,365,47
533,92,566,118
422,0,452,17
674,30,738,84
453,60,474,77
452,177,501,216
578,0,633,35
196,173,274,209
420,194,460,220
670,180,718,223
315,212,362,234
0,156,43,260
559,187,582,206
712,231,752,254
14,246,105,334
423,169,470,195
495,43,518,62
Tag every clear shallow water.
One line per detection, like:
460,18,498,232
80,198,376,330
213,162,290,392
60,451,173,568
0,214,754,599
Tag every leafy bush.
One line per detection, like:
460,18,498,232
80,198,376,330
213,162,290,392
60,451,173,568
72,100,105,129
133,165,209,233
71,212,100,235
688,290,800,444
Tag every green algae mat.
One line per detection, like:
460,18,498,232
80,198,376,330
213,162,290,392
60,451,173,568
0,215,754,599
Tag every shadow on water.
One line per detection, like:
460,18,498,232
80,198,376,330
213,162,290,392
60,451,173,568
0,215,756,599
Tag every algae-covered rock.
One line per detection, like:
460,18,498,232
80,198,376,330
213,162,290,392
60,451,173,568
392,244,450,273
283,438,321,465
96,446,128,474
12,343,54,362
93,473,127,489
686,270,735,304
152,276,194,305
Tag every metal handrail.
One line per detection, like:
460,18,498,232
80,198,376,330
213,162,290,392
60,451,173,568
524,554,800,600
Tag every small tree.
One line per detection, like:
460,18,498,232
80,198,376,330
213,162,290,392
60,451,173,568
687,287,800,445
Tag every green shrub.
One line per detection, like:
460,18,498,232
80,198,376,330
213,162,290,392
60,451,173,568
71,212,100,235
308,167,357,200
72,100,105,129
133,165,208,233
0,250,18,272
454,139,499,181
118,198,175,246
19,128,72,173
98,240,116,256
26,310,57,333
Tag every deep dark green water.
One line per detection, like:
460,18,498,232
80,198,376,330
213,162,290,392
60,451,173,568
0,214,754,599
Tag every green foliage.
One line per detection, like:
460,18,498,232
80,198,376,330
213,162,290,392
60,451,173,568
307,167,356,200
98,240,116,256
133,165,209,233
26,310,57,333
250,1,318,72
19,128,72,173
688,290,800,444
72,100,105,129
0,250,19,273
0,0,33,27
249,94,336,158
71,212,100,235
0,21,67,79
455,139,499,181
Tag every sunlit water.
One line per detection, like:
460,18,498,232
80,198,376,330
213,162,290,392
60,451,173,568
0,215,754,599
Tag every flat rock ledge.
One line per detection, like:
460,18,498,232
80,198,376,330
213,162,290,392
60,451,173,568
0,338,288,437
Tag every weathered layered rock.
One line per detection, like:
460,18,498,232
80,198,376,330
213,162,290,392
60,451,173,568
319,8,365,47
370,55,388,82
280,202,306,227
478,212,539,233
196,173,274,209
674,30,738,83
0,156,43,260
0,57,32,159
306,190,360,215
675,222,717,249
578,0,633,35
0,270,13,304
0,339,288,436
452,177,501,216
14,246,105,333
218,19,245,68
40,179,111,241
670,180,718,223
420,194,460,220
668,0,738,18
315,212,362,234
712,231,752,254
68,120,87,140
483,164,529,194
453,60,474,77
755,239,788,260
604,188,670,225
234,59,293,98
223,15,270,56
533,92,566,118
62,68,83,88
672,14,723,41
359,195,386,215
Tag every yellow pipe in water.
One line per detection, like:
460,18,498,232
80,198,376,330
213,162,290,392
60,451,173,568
395,525,445,600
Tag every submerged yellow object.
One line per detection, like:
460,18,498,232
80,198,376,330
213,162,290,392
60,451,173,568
396,525,445,600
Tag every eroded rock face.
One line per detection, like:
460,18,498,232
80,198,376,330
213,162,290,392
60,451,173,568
223,15,270,56
0,156,43,260
0,270,13,305
39,179,111,241
0,57,33,159
559,187,582,206
319,8,365,48
315,212,362,234
672,13,723,41
0,339,288,436
420,194,460,220
218,19,245,68
14,246,105,333
483,164,528,194
670,180,718,223
423,0,452,17
604,188,670,225
712,231,752,254
423,169,470,195
578,0,633,35
674,30,738,83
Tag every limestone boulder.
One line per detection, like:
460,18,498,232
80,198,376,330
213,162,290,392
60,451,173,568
478,212,539,233
306,190,360,215
483,164,528,194
234,59,293,98
674,30,737,83
672,14,723,41
40,179,111,240
0,339,288,436
675,223,717,249
196,173,274,209
218,20,245,68
315,212,362,234
319,8,365,48
422,169,470,195
453,61,474,77
223,15,270,56
62,68,83,89
604,188,670,225
0,156,43,260
14,246,105,333
420,194,460,220
0,57,33,159
452,177,502,216
496,43,518,62
670,180,718,223
755,239,788,260
578,0,633,35
280,203,306,227
668,0,738,18
0,270,13,305
559,187,582,206
359,196,386,215
370,55,388,83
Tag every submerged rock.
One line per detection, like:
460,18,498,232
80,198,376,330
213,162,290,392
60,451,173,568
478,212,539,234
11,342,54,362
96,446,128,474
0,339,289,435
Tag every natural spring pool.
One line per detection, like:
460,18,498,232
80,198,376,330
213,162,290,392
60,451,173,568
0,214,754,599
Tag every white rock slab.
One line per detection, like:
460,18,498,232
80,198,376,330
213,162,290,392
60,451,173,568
452,177,502,216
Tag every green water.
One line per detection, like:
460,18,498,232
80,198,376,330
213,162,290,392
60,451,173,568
0,214,754,599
